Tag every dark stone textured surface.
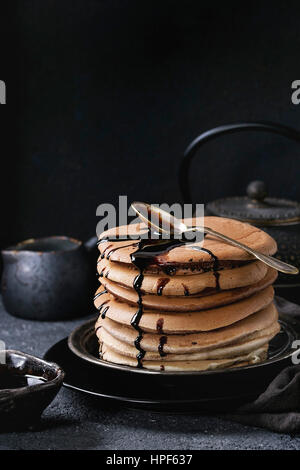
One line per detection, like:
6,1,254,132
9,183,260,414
0,297,300,450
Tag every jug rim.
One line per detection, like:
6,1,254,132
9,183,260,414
2,235,82,254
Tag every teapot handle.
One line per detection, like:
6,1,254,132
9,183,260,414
179,121,300,205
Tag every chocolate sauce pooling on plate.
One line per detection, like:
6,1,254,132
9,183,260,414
98,230,220,368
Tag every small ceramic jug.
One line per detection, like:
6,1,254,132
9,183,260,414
1,236,97,320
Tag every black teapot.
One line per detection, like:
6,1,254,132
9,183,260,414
1,235,98,321
179,121,300,304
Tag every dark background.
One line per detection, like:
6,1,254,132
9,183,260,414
1,1,300,249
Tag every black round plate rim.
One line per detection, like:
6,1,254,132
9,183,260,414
60,371,255,405
67,314,297,377
45,338,259,406
44,337,288,407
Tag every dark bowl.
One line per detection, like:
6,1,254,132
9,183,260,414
0,350,65,431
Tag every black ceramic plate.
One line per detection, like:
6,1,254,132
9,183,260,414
44,311,300,411
67,316,297,375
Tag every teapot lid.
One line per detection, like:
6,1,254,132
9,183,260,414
206,180,300,226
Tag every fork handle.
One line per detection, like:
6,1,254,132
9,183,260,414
197,226,299,275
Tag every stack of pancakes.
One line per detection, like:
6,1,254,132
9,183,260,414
94,216,280,371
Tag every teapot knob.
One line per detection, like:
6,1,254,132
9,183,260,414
246,180,267,201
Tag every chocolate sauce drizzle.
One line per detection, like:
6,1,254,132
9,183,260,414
98,300,110,319
182,283,190,296
97,235,142,246
98,230,220,368
130,271,146,368
191,246,220,291
106,243,139,260
157,278,170,296
158,336,167,357
156,318,164,334
100,244,113,259
99,267,106,278
162,265,177,276
129,234,202,368
93,289,108,301
101,306,109,319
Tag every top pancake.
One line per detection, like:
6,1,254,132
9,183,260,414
98,216,277,269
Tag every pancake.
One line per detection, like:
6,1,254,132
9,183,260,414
96,302,279,354
121,259,250,276
97,267,277,311
100,344,268,371
98,258,268,296
98,322,279,361
95,285,274,333
98,242,249,276
98,216,277,266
